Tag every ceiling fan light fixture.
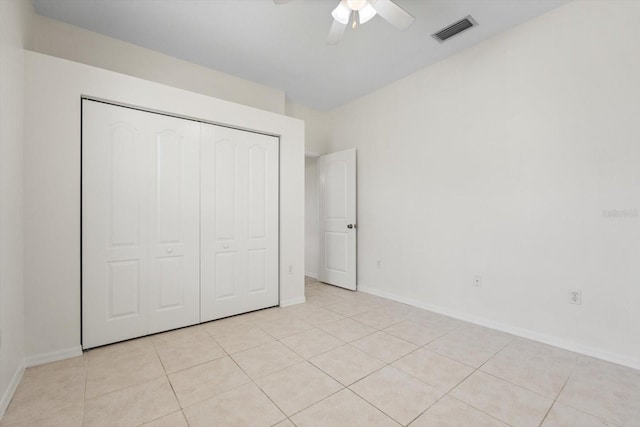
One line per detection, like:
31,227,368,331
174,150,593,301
359,3,377,23
346,0,367,10
332,1,352,25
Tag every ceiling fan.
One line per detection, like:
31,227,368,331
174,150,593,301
274,0,416,45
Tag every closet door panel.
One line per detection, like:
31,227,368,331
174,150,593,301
246,139,279,301
83,100,200,348
201,125,245,320
147,117,200,333
201,124,278,322
82,102,149,348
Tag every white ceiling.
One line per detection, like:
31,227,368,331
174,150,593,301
32,0,568,111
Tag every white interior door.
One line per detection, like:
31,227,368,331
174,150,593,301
200,124,279,322
82,100,200,348
318,148,357,290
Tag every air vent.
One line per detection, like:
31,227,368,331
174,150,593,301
432,15,477,43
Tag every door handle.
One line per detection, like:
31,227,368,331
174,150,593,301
347,224,356,229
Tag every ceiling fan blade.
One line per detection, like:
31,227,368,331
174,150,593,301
327,19,347,45
369,0,415,30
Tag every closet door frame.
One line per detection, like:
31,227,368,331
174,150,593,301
81,97,281,349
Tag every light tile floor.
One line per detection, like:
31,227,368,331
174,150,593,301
2,278,639,426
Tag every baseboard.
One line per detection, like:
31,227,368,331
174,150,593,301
0,358,25,419
305,272,318,279
25,346,83,368
280,296,306,307
358,285,640,371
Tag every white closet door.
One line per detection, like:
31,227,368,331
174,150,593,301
200,124,279,322
82,100,200,348
146,115,200,334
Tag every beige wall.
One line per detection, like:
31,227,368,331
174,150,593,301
327,0,640,368
286,100,330,155
304,157,319,278
23,52,305,362
28,14,332,153
0,0,32,415
28,14,286,114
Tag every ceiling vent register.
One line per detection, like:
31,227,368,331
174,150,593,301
432,15,477,43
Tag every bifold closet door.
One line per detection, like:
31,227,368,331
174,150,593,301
82,100,200,349
200,124,279,322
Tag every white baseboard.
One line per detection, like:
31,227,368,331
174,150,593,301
25,346,83,368
280,296,306,307
305,272,318,279
0,358,25,419
358,285,640,371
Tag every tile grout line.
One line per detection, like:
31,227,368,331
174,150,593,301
536,370,573,427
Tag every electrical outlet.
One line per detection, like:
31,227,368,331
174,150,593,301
473,275,482,287
288,265,293,274
376,260,382,268
569,290,582,305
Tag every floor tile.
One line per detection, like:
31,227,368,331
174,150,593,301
273,419,296,427
306,293,343,307
260,316,316,339
0,402,83,427
541,403,616,427
292,306,346,326
231,341,303,379
425,325,511,368
83,377,179,427
139,411,188,427
384,319,457,346
408,396,507,427
481,338,578,397
183,383,285,427
392,348,474,392
291,389,400,427
168,356,251,407
0,356,86,425
310,344,385,386
5,281,640,427
324,301,380,317
558,358,640,426
256,362,343,416
319,317,377,342
350,366,442,426
212,325,275,354
153,328,226,373
85,339,165,399
352,308,410,329
351,331,418,363
450,371,553,427
280,328,344,359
